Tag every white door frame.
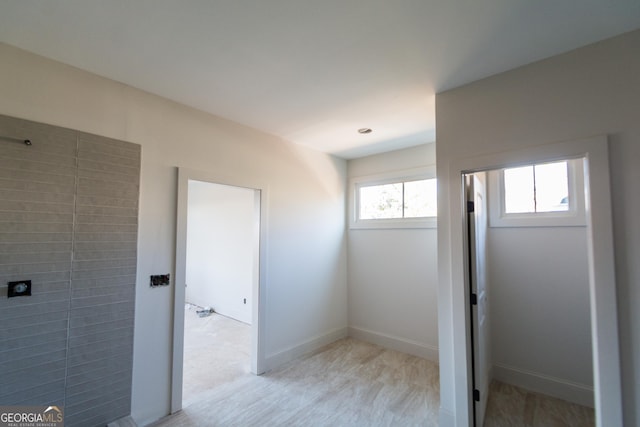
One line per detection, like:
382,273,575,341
171,167,268,413
465,172,490,427
445,135,622,427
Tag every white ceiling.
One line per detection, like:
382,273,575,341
1,1,639,158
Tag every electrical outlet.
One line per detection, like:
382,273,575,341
150,274,170,287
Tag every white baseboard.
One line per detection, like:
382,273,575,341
264,326,439,373
216,307,251,325
107,415,138,427
347,326,439,362
438,407,455,427
493,363,594,407
264,327,348,371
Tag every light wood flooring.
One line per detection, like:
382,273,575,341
181,304,251,406
156,335,440,426
484,381,594,427
149,310,594,426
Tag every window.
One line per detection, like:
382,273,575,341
359,179,437,219
489,158,585,227
503,161,569,213
350,167,437,229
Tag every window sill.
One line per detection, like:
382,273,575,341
489,212,586,228
350,217,437,230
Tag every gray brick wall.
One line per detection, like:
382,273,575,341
0,115,140,427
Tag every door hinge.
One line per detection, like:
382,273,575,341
473,389,480,402
467,200,475,213
471,293,478,305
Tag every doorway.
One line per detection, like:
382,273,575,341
181,180,258,405
445,135,622,427
466,160,595,426
172,168,267,414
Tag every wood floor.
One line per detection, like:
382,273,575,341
155,336,440,426
181,304,251,405
150,311,594,426
484,381,594,427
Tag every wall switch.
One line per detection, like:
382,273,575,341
150,274,170,287
8,280,31,298
243,298,247,304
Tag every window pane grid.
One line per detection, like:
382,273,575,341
404,179,437,218
533,162,569,212
504,161,569,214
358,178,436,220
359,182,402,219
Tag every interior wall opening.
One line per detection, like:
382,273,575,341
446,135,622,427
172,168,266,413
181,180,259,407
465,160,594,426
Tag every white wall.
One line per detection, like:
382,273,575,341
436,30,640,426
186,180,255,324
347,143,439,360
0,42,348,426
487,224,592,404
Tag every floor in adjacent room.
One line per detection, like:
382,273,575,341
152,310,594,427
484,381,595,427
181,303,252,406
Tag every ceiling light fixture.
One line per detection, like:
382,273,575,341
358,128,372,134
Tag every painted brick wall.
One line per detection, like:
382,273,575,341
0,115,140,427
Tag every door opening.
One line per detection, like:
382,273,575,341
172,168,267,413
466,163,594,426
448,135,622,427
181,180,258,406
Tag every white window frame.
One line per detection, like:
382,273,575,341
349,166,437,229
488,158,586,227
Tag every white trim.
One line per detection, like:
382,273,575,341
264,327,347,371
106,416,138,427
444,135,622,427
348,326,439,362
493,363,594,408
349,166,437,229
439,408,456,427
172,167,269,414
488,158,587,227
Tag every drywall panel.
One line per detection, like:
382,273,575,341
347,144,438,360
348,229,438,359
347,143,435,178
487,226,592,404
436,30,639,426
0,42,347,425
186,180,254,324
